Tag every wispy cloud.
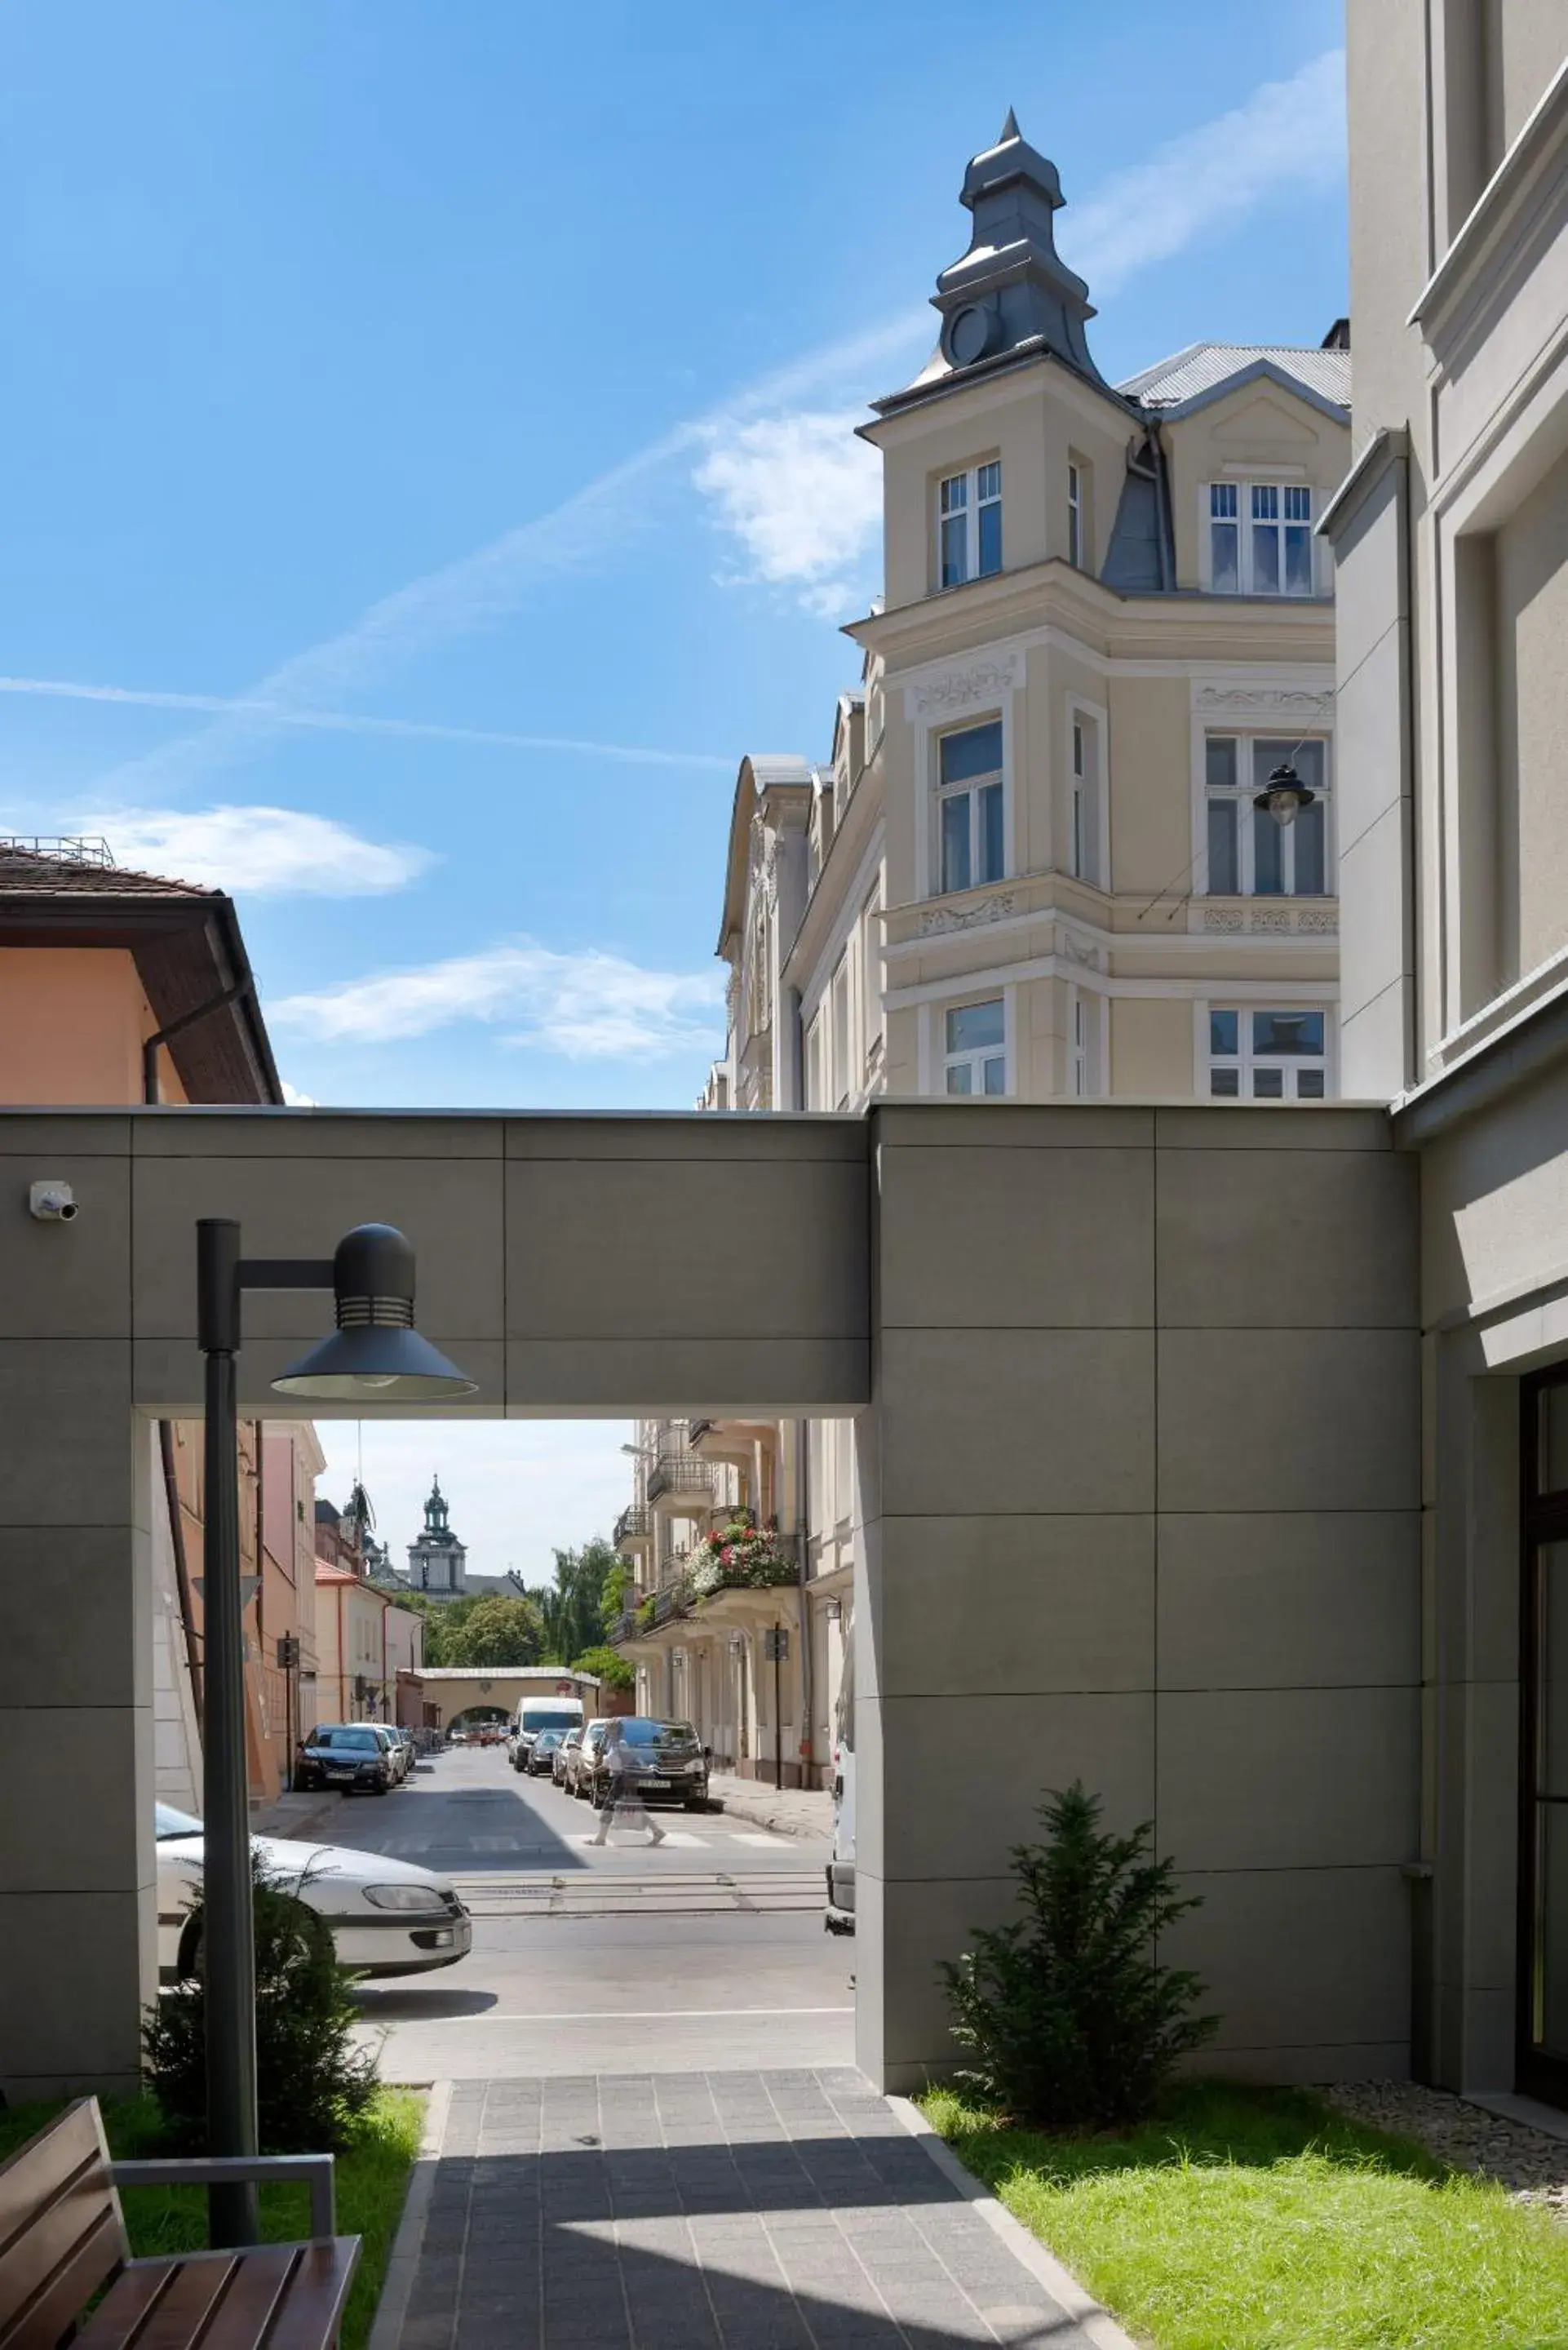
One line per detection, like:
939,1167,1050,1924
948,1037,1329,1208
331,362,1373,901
84,56,1346,794
89,313,927,805
0,675,729,770
279,1080,318,1106
1063,50,1345,296
270,939,724,1059
692,412,883,619
82,805,431,895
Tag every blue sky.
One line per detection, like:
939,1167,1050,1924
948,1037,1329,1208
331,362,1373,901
0,4,1349,1567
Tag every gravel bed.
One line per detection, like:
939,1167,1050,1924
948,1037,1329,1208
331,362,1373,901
1320,2080,1568,2222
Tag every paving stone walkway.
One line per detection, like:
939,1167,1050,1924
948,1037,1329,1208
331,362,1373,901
390,2070,1109,2349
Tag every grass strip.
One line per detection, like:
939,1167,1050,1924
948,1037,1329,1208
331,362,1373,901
922,2077,1568,2350
0,2088,423,2350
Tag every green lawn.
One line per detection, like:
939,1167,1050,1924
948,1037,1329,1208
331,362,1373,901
0,2089,423,2350
923,2078,1568,2350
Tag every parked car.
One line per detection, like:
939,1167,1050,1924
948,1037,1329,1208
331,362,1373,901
586,1717,711,1811
387,1727,415,1780
569,1719,613,1798
553,1727,583,1789
155,1802,471,1980
294,1723,396,1795
526,1729,565,1778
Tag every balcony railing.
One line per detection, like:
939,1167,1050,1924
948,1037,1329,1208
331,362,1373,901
647,1452,714,1504
613,1502,650,1545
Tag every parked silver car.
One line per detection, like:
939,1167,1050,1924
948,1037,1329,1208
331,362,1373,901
553,1727,582,1788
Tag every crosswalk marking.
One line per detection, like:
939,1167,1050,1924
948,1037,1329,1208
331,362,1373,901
731,1831,787,1847
448,1868,825,1918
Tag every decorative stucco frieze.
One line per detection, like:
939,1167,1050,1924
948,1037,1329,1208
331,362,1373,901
906,651,1022,720
917,889,1018,935
1201,902,1339,935
1193,684,1335,718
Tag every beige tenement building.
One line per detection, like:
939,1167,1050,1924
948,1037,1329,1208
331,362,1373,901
622,116,1352,1779
1325,6,1568,2106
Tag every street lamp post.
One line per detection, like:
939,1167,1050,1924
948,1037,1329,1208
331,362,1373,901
196,1218,475,2247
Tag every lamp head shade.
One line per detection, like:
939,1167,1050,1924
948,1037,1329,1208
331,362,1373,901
272,1222,478,1402
1253,758,1316,830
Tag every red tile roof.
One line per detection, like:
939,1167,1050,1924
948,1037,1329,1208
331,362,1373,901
0,845,213,898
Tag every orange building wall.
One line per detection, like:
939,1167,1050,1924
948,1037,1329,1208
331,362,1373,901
0,947,189,1105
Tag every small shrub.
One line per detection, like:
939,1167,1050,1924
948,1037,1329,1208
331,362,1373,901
570,1644,636,1692
940,1780,1216,2131
144,1851,379,2153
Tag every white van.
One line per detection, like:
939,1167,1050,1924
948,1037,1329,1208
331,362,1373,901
826,1619,855,1935
511,1693,586,1771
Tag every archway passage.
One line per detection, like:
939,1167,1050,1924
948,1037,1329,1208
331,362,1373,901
2,1099,1420,2103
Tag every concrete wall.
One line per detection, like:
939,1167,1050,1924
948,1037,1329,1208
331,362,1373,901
0,1099,1422,2100
855,1099,1421,2091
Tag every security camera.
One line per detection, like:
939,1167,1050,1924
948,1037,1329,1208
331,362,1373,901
29,1180,78,1223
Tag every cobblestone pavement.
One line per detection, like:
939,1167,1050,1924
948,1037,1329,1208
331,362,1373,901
1322,2081,1568,2222
392,2070,1106,2348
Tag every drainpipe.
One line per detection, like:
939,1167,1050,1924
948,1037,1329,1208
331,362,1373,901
795,1420,814,1788
160,1421,203,1735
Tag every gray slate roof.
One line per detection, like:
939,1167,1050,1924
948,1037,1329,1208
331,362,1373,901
1119,342,1351,413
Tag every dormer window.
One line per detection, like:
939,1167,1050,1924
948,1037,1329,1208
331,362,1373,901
1208,481,1314,595
938,462,1003,588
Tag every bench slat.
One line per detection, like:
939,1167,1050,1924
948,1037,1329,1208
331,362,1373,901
175,2246,296,2350
112,2252,239,2350
73,2259,177,2347
255,2241,360,2350
0,2197,126,2350
0,2104,109,2252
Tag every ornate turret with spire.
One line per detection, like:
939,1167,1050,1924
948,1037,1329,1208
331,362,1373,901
407,1471,467,1594
878,111,1110,411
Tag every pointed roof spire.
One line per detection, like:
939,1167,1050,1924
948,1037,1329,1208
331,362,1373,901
873,116,1112,408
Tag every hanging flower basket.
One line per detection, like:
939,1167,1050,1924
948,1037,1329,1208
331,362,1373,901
689,1518,797,1597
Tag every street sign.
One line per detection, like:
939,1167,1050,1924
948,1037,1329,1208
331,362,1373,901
276,1634,300,1670
764,1628,790,1661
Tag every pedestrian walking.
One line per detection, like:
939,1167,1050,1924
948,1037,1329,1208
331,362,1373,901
590,1722,665,1846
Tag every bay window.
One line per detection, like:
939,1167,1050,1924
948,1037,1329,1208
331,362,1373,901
1208,1007,1328,1098
938,461,1003,588
945,998,1007,1095
1208,481,1314,595
1206,736,1329,895
937,719,1004,894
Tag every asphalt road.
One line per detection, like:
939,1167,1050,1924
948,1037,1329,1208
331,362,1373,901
338,1745,856,2079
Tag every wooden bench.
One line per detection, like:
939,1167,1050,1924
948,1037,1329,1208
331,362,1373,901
0,2100,361,2350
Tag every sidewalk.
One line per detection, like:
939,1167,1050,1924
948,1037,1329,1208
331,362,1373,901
250,1787,346,1841
709,1771,832,1842
378,2069,1125,2350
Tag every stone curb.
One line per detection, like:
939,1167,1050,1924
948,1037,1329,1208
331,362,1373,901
886,2095,1141,2350
365,2078,451,2350
707,1780,832,1842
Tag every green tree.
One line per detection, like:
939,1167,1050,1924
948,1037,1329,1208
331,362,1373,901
444,1593,546,1667
940,1781,1216,2130
569,1643,635,1692
529,1538,622,1660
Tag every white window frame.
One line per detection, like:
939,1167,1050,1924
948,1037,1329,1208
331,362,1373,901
1065,695,1110,889
933,716,1006,898
831,956,851,1112
1067,459,1086,568
937,459,1003,589
1066,984,1107,1098
859,886,883,1073
1205,478,1317,596
1203,1002,1333,1099
939,994,1009,1097
1203,732,1332,897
